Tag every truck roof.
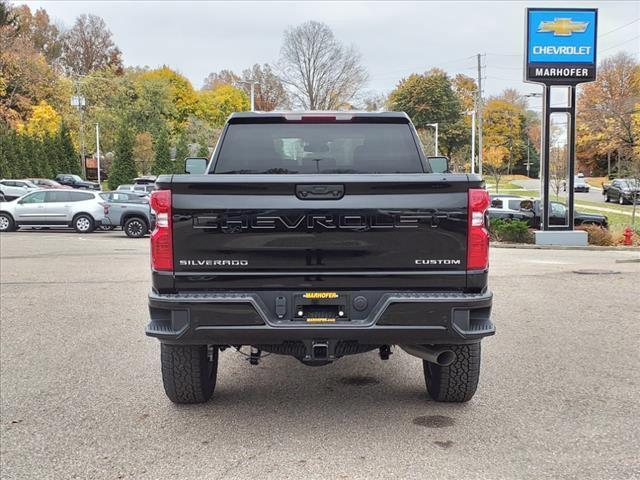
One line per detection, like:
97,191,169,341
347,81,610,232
228,111,411,123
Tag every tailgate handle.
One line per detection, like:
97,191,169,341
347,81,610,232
296,184,344,200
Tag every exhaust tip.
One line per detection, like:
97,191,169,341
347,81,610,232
436,350,456,366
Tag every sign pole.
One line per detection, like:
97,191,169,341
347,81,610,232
525,7,597,243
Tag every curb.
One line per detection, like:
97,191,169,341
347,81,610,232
491,243,640,252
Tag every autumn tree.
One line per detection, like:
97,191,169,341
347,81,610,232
240,64,288,111
23,100,61,137
133,131,154,175
202,69,240,90
483,146,509,193
388,69,468,159
62,14,122,76
577,53,639,176
13,5,63,68
483,98,525,175
197,84,249,126
278,21,368,109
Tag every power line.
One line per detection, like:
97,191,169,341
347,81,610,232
601,35,640,53
599,18,640,38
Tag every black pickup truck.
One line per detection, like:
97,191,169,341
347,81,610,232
146,112,494,404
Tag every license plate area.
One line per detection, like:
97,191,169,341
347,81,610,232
294,293,349,323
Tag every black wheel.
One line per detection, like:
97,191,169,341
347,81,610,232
619,196,625,205
123,217,148,238
73,214,95,233
423,343,481,403
605,194,610,202
161,344,218,404
0,212,16,232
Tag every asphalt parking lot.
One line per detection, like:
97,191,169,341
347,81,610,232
1,231,639,480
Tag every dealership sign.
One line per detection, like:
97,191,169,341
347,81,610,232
525,8,598,85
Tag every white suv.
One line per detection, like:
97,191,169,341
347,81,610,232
0,179,38,200
0,190,109,233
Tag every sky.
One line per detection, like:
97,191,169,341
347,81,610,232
22,0,640,108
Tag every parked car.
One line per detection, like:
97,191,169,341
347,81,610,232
133,176,157,185
100,191,154,238
603,178,640,205
0,179,38,200
54,174,100,191
489,195,608,229
116,183,155,195
0,189,109,233
561,175,590,192
26,178,72,189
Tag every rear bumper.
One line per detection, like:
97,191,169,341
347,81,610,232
146,290,494,345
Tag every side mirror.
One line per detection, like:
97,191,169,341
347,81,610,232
427,156,450,174
184,157,208,174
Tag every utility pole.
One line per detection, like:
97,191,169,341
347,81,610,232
467,111,476,173
95,123,101,186
73,79,87,177
477,53,484,176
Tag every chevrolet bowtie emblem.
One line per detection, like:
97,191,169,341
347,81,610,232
538,18,589,36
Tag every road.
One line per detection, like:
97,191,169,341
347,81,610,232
513,178,636,207
1,230,639,480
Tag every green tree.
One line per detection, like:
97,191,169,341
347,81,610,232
388,69,467,158
196,141,209,158
108,124,136,189
57,122,79,174
151,127,173,175
174,131,189,173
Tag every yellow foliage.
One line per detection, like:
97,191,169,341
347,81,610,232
197,84,249,126
26,100,61,137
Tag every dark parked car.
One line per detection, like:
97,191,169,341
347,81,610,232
27,178,72,189
489,196,608,229
100,191,154,238
54,174,100,191
603,179,639,205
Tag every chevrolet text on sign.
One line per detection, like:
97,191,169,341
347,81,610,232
525,8,597,85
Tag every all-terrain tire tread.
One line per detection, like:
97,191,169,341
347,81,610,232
423,343,481,403
161,344,217,404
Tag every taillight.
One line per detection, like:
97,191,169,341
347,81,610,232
467,188,490,270
150,189,172,271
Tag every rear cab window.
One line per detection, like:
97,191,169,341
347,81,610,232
212,121,424,174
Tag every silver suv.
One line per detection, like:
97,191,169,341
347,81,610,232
0,190,108,233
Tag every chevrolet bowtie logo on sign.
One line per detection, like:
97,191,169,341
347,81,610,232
538,18,589,36
526,8,597,85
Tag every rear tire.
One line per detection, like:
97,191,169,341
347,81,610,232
73,214,95,233
619,196,625,205
123,217,148,238
0,212,16,232
161,344,218,404
605,194,610,202
423,343,481,403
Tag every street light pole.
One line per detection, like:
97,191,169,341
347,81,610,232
427,123,438,156
95,123,101,187
235,80,260,111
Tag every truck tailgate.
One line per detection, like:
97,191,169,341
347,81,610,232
159,174,481,290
